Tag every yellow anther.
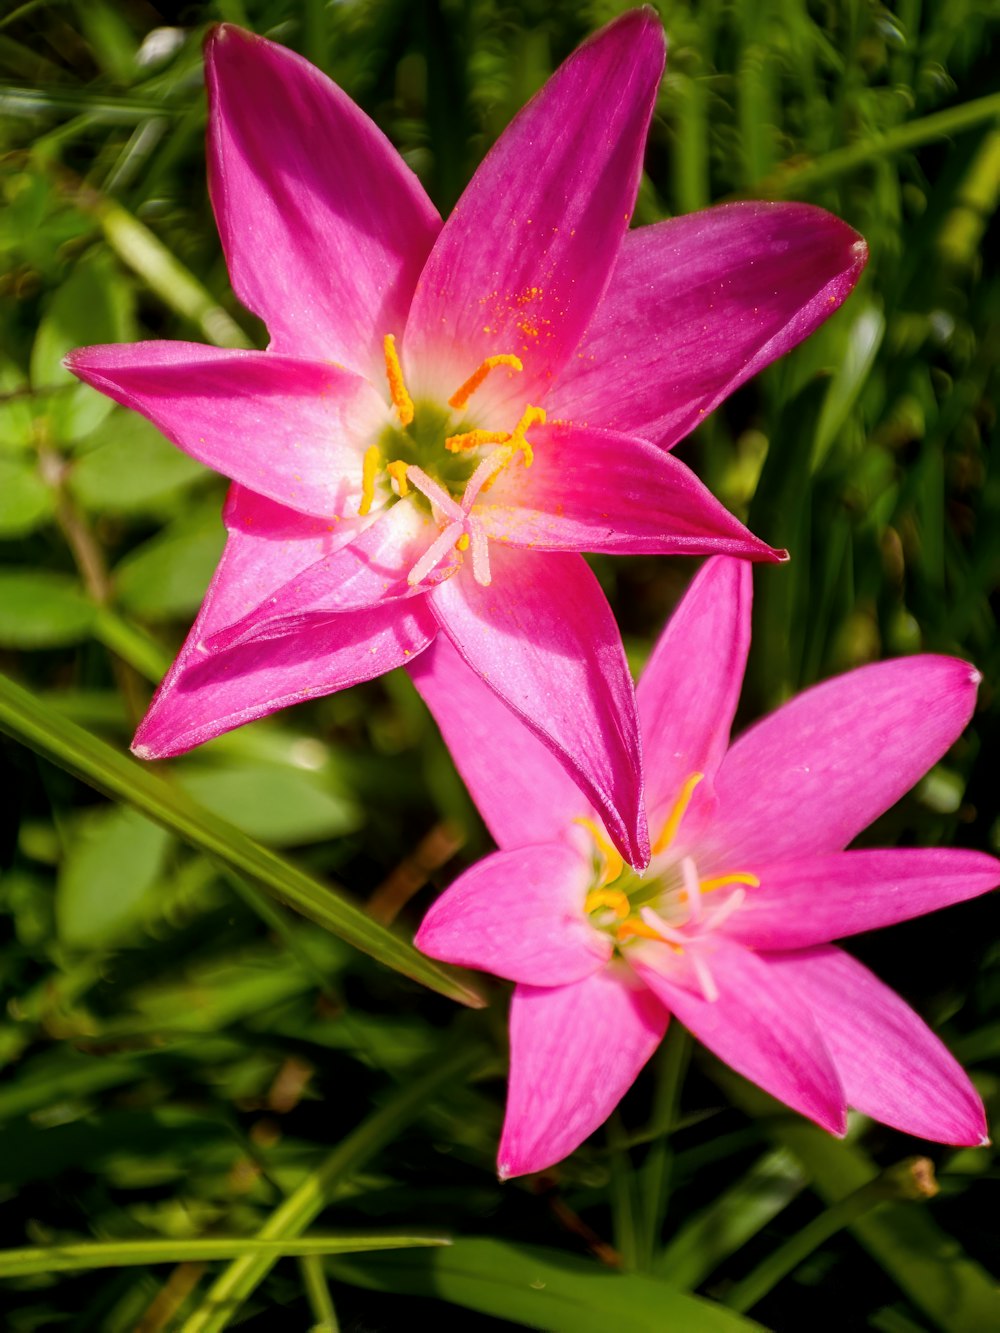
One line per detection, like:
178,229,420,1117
444,428,511,454
386,459,409,497
455,533,470,552
383,334,414,427
574,816,624,887
617,917,666,943
507,405,546,468
699,872,760,893
585,889,630,919
359,445,381,516
448,354,523,410
652,772,705,855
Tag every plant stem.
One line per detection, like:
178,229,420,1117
723,1157,938,1314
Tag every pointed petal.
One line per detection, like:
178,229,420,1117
132,488,436,757
770,947,988,1146
637,558,752,835
430,547,649,868
709,657,982,863
549,201,868,446
204,501,433,650
632,935,846,1134
405,10,664,409
478,425,784,559
498,968,669,1178
65,342,385,519
415,843,608,985
408,634,584,849
206,25,440,373
725,848,1000,950
134,598,437,758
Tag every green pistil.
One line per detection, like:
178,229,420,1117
378,400,479,510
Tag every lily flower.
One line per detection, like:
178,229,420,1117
415,557,998,1178
66,13,866,865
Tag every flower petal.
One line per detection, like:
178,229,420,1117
132,488,437,758
65,342,385,519
404,9,665,409
415,843,608,986
632,935,846,1134
205,25,440,373
498,968,669,1178
204,501,434,650
408,633,584,849
548,201,867,446
637,557,752,835
430,547,649,869
478,424,784,559
769,947,988,1146
725,848,1000,950
708,656,982,864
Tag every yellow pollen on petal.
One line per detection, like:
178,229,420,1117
383,334,414,427
652,771,705,855
584,888,630,919
455,533,470,551
444,428,511,454
574,815,624,887
359,445,381,516
448,354,523,410
699,872,760,893
386,459,409,497
617,917,666,943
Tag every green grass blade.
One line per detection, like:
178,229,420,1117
759,91,1000,195
712,1068,1000,1331
329,1237,766,1333
0,1234,449,1277
181,1041,486,1333
0,670,485,1008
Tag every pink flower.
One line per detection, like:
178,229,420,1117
415,557,998,1178
66,13,865,866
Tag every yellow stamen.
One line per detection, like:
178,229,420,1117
386,459,409,497
507,405,546,467
699,872,760,893
584,889,630,919
444,428,510,454
359,445,381,516
573,815,624,887
383,334,414,427
652,771,705,855
455,533,470,552
617,918,666,943
448,354,523,410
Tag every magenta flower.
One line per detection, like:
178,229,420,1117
415,557,998,1178
66,13,866,865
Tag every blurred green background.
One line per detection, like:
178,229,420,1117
0,1,998,1328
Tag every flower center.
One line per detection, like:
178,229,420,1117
358,335,546,588
578,771,760,1001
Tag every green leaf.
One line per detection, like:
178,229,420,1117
0,358,35,454
56,806,172,948
177,761,362,847
0,456,54,536
113,510,226,619
0,670,484,1007
30,251,135,444
181,1042,486,1333
0,570,94,647
69,410,209,514
330,1238,764,1333
0,1233,449,1277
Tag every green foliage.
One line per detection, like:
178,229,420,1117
0,0,997,1328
